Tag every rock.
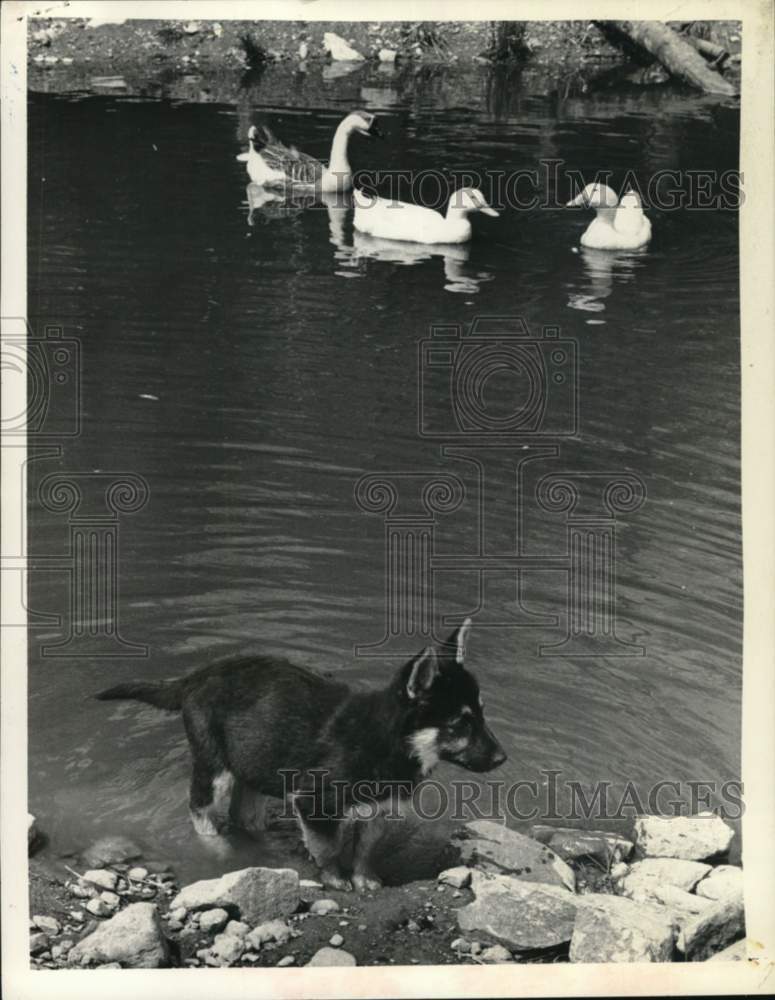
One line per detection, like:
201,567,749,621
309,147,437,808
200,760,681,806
206,932,245,966
677,897,745,961
406,919,420,932
32,915,61,935
82,869,119,892
68,902,170,969
633,813,734,861
329,933,344,947
246,919,292,949
481,944,513,963
83,836,142,867
225,920,250,938
199,908,229,934
128,867,148,881
306,946,357,967
707,938,747,961
438,866,471,889
167,919,183,933
170,867,299,926
695,865,744,902
529,825,633,863
309,898,340,916
628,884,715,925
300,879,323,890
86,898,111,918
30,932,50,955
169,906,187,922
69,910,86,923
610,862,629,881
69,882,93,899
453,821,575,891
618,858,711,896
378,48,397,62
450,937,470,953
469,941,482,956
456,871,581,951
323,32,364,61
96,961,122,969
569,895,676,962
277,954,296,966
100,891,120,910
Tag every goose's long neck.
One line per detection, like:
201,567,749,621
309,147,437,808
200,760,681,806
328,121,354,179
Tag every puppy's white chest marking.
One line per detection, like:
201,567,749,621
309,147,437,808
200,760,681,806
408,727,440,775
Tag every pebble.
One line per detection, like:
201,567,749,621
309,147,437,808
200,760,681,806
69,883,92,899
277,954,295,966
69,910,85,923
329,933,344,947
406,919,420,932
100,891,120,910
199,908,229,934
299,879,323,889
167,919,183,932
610,862,629,880
470,941,482,956
86,898,111,917
29,932,50,955
481,944,513,963
358,924,367,931
224,920,250,938
128,867,148,881
450,937,470,953
82,869,119,891
438,866,472,889
309,898,339,916
169,907,187,922
32,915,61,935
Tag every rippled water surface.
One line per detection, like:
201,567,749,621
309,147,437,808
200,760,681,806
27,67,741,880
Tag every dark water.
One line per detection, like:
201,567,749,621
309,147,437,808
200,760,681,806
27,68,741,881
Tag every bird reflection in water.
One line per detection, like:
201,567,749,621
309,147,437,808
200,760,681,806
566,245,648,321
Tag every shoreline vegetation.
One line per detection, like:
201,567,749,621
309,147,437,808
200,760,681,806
28,18,741,101
28,813,745,968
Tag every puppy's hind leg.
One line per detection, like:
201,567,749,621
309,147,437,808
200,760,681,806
189,757,235,837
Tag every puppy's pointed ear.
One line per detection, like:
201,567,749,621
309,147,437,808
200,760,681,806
438,617,472,668
406,647,438,700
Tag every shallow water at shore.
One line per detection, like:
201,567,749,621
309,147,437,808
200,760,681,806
27,65,741,883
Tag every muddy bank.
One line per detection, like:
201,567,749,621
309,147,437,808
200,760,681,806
28,18,741,101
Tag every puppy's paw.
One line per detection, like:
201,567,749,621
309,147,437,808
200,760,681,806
320,869,353,892
352,873,382,893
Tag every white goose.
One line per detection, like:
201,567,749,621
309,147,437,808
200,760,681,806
353,187,499,245
236,111,381,193
566,183,652,250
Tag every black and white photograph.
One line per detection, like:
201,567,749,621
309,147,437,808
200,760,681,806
2,1,773,997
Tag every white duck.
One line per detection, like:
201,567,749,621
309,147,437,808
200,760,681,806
236,111,381,193
566,183,652,250
353,187,499,244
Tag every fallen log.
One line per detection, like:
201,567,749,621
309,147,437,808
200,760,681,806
598,20,736,95
681,33,730,69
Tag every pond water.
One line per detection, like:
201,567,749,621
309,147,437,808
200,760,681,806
27,65,742,882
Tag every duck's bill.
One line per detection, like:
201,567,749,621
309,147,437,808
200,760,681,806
480,206,500,217
566,193,586,207
363,122,384,139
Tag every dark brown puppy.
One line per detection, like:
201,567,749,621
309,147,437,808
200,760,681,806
96,619,506,890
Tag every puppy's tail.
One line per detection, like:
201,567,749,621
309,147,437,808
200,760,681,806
95,679,185,712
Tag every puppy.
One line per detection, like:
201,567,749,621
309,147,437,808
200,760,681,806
96,619,506,890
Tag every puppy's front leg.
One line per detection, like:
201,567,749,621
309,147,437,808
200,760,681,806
292,796,353,891
351,814,385,892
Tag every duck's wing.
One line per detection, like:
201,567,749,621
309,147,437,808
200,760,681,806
255,126,324,186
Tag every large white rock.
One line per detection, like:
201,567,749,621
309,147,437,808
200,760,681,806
626,883,715,925
437,866,471,889
68,902,169,968
677,897,745,961
323,32,365,61
569,894,676,962
695,865,744,902
81,869,119,892
306,946,357,966
633,813,734,861
454,820,575,891
170,867,299,926
246,919,292,949
618,857,711,896
456,870,581,951
529,825,633,863
199,908,229,933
